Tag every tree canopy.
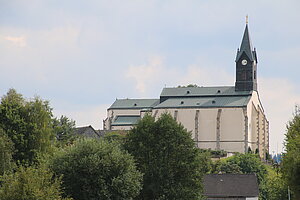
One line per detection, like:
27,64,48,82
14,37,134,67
0,128,15,176
49,139,142,200
282,109,300,198
52,115,76,145
0,165,71,200
0,89,54,165
124,113,209,200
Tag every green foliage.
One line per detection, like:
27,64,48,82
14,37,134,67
124,113,207,200
49,139,142,200
177,84,198,88
282,111,300,198
0,165,71,200
199,149,227,158
261,167,288,200
226,153,267,184
103,131,126,143
211,153,270,199
0,89,54,165
0,129,15,176
52,115,76,145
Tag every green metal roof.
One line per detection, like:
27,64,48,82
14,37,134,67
111,115,140,126
160,86,251,97
154,96,251,109
109,99,160,109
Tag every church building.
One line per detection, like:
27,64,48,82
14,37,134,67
103,23,269,158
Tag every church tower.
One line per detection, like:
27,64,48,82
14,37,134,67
235,22,258,91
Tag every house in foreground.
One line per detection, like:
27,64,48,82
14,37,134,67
203,174,259,200
103,22,269,158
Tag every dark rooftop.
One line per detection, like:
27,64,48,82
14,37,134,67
203,174,259,198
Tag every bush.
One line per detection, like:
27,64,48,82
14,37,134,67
0,165,70,200
49,139,142,200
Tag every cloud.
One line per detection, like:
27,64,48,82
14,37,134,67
178,64,233,87
3,35,27,47
126,56,165,94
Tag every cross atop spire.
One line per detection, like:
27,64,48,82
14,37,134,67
246,15,248,25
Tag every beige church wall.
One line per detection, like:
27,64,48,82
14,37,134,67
250,102,259,152
220,142,244,153
198,109,218,142
258,105,266,158
198,142,216,150
219,108,244,141
176,109,198,138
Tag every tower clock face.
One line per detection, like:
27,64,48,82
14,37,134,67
241,59,247,65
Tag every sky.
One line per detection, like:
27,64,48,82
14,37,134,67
1,0,300,153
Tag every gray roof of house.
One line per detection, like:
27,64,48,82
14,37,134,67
160,86,251,98
109,99,160,110
203,174,259,198
111,115,141,126
74,125,100,137
154,96,251,109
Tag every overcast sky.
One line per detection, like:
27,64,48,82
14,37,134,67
1,0,300,153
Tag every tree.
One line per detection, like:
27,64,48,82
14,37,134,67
52,115,76,145
211,153,268,199
225,154,267,184
124,113,208,200
0,129,15,176
49,139,142,200
0,165,71,200
0,89,54,165
282,109,300,198
263,167,288,200
103,131,126,143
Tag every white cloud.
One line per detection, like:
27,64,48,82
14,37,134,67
3,35,27,47
126,56,165,94
178,64,232,87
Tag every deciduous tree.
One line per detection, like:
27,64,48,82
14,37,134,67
49,139,142,200
282,109,300,198
0,89,54,165
124,113,208,200
0,165,71,200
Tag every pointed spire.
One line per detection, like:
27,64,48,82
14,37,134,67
236,19,256,62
